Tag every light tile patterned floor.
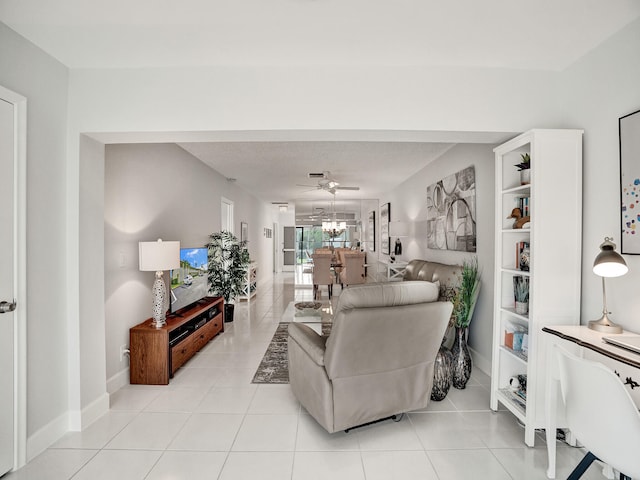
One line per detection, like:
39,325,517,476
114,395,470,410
5,273,608,479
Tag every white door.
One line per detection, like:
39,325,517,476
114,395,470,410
282,226,296,272
221,197,234,234
272,222,279,273
0,97,16,475
0,86,26,475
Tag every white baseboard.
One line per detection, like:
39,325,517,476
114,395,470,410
27,392,110,461
81,393,109,429
107,367,129,395
469,346,491,377
26,411,68,462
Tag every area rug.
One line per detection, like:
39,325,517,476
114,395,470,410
252,322,331,384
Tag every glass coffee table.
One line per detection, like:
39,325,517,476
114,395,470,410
282,301,333,335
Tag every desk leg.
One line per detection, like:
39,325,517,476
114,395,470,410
545,375,558,479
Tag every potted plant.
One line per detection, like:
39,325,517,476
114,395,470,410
450,257,481,389
515,153,531,185
513,275,529,315
206,230,250,322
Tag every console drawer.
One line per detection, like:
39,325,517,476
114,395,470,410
170,315,222,374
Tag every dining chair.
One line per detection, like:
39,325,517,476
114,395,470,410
311,253,333,300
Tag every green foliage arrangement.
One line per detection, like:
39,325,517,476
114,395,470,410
514,153,531,171
206,231,250,304
453,257,481,328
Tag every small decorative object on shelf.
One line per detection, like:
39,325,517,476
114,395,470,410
507,207,530,229
515,153,531,185
517,242,530,271
513,276,529,315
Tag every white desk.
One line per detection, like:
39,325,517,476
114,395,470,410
380,261,408,281
542,325,640,479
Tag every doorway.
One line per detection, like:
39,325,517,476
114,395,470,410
282,226,295,272
221,197,234,233
0,86,27,474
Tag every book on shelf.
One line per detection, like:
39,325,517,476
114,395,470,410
516,196,530,218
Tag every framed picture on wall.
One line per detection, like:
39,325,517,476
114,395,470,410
426,165,476,252
368,210,376,252
380,203,390,255
620,108,640,254
241,222,248,243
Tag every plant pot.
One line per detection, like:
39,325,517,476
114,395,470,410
520,169,531,185
515,301,529,315
451,327,472,389
431,342,453,401
224,303,235,323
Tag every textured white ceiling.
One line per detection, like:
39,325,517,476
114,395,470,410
178,140,459,204
1,0,639,70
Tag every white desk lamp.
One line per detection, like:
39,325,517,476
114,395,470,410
139,239,180,327
588,237,628,334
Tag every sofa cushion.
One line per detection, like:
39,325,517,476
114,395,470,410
335,281,438,313
403,259,462,289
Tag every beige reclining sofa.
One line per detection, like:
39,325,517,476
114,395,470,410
402,259,465,345
287,281,452,433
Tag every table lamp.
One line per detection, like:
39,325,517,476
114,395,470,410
588,237,628,333
389,221,408,255
139,239,180,327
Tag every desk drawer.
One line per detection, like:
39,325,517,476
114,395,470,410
585,350,640,406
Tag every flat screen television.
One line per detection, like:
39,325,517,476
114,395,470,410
170,247,209,314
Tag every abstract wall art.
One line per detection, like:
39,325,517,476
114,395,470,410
620,108,640,254
426,165,477,252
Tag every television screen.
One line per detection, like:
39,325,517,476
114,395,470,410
170,247,208,313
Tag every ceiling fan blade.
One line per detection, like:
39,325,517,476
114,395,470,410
296,183,320,188
335,186,360,190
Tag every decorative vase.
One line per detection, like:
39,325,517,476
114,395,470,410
224,303,235,322
515,301,529,315
431,342,453,401
451,326,472,389
520,169,531,185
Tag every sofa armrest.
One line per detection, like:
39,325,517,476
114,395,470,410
288,322,327,367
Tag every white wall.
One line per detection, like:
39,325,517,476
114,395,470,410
561,18,640,330
104,143,275,387
382,144,495,371
0,23,70,457
77,135,108,427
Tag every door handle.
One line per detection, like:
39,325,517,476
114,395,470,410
0,300,16,314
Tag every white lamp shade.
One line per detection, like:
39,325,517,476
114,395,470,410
139,239,180,271
592,237,628,278
593,259,628,277
388,221,409,237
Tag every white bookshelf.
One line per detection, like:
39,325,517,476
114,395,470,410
490,129,583,446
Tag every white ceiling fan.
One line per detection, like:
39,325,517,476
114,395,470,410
296,171,360,194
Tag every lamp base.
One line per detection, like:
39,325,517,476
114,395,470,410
151,271,167,328
588,314,623,334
